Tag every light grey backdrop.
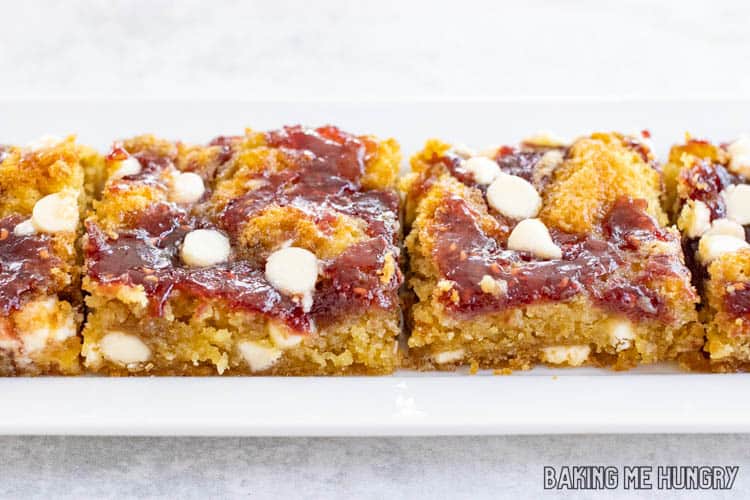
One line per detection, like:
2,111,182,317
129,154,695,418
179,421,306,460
0,435,747,499
2,1,750,498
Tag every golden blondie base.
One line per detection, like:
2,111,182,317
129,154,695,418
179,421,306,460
82,283,399,375
407,296,703,371
81,127,403,375
0,297,82,375
403,133,703,371
697,251,750,372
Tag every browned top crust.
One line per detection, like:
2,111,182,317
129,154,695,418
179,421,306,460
403,132,699,325
84,126,403,332
0,138,85,314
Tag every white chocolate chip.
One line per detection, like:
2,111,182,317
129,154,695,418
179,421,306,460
171,172,205,203
13,219,36,236
723,184,750,225
607,320,635,352
704,218,746,240
507,218,562,260
238,341,282,372
461,157,501,185
31,190,79,233
522,131,568,148
111,157,142,179
20,328,52,353
268,321,304,349
698,234,750,264
433,349,465,364
25,135,62,152
53,318,77,342
678,200,712,238
0,337,18,357
487,173,542,219
727,136,750,178
100,332,151,365
541,345,590,366
265,247,319,312
486,173,542,220
17,298,76,353
180,229,231,267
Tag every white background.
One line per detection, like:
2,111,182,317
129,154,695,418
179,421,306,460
4,0,750,100
2,0,750,498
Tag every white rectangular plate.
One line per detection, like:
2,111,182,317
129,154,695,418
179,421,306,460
1,98,749,436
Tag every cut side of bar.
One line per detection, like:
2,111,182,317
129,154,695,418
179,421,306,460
0,137,94,375
664,136,750,371
81,127,403,375
402,132,703,371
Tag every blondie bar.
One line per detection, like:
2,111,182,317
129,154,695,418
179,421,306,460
402,132,703,370
0,136,89,375
81,126,402,375
665,136,750,370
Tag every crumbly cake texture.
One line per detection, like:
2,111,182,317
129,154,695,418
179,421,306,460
664,136,750,371
81,126,403,375
402,132,703,371
0,136,92,375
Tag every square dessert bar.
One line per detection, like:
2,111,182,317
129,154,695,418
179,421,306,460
0,137,90,375
402,132,703,371
81,126,403,375
664,136,750,370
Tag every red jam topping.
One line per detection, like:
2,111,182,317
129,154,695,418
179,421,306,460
681,159,740,219
208,135,242,166
430,197,685,323
725,283,750,318
678,154,749,312
105,144,129,162
622,136,652,164
85,126,402,332
494,147,547,185
0,215,62,314
219,126,399,243
86,204,315,330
